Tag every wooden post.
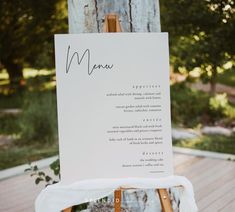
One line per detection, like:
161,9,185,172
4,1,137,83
68,0,161,33
65,1,173,211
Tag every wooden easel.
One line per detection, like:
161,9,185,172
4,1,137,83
63,14,173,212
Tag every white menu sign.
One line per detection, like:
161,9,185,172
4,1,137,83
55,33,173,184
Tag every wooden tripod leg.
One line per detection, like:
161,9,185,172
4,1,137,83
157,189,173,212
114,189,122,212
63,207,72,212
103,14,122,33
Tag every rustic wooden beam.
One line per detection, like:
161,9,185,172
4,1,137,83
68,0,161,33
66,1,172,211
68,0,97,33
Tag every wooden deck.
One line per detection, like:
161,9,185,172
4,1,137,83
0,153,235,212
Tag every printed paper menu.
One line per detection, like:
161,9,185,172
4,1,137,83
55,33,173,184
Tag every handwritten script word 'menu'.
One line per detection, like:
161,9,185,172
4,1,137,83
65,45,114,75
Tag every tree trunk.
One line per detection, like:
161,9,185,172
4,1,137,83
210,67,217,95
67,0,181,211
3,60,24,87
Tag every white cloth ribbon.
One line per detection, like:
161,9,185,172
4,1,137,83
35,175,197,212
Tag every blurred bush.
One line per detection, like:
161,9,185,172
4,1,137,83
171,83,235,127
20,91,58,144
171,83,210,127
209,93,235,120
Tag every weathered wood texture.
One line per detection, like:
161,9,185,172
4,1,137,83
68,0,161,33
67,1,162,211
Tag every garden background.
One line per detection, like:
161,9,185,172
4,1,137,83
0,0,234,171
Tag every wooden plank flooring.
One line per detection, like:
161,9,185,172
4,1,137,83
0,153,234,212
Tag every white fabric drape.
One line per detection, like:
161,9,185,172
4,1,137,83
35,175,197,212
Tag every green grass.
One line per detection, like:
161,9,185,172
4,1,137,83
0,93,24,109
0,115,21,134
0,89,58,170
217,69,235,88
173,135,235,155
0,142,58,170
19,90,58,144
0,69,58,170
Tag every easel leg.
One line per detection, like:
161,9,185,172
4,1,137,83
63,207,72,212
114,189,122,212
157,189,173,212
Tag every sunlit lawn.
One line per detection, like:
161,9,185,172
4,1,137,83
0,68,56,92
0,68,55,79
217,69,235,88
0,142,58,170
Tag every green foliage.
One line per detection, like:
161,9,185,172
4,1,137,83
171,83,235,127
26,159,89,210
209,93,235,119
173,134,235,155
19,91,58,144
50,158,60,177
25,162,59,186
73,203,89,212
25,158,60,186
210,93,229,110
171,83,210,127
26,157,110,211
161,0,235,90
0,0,68,84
